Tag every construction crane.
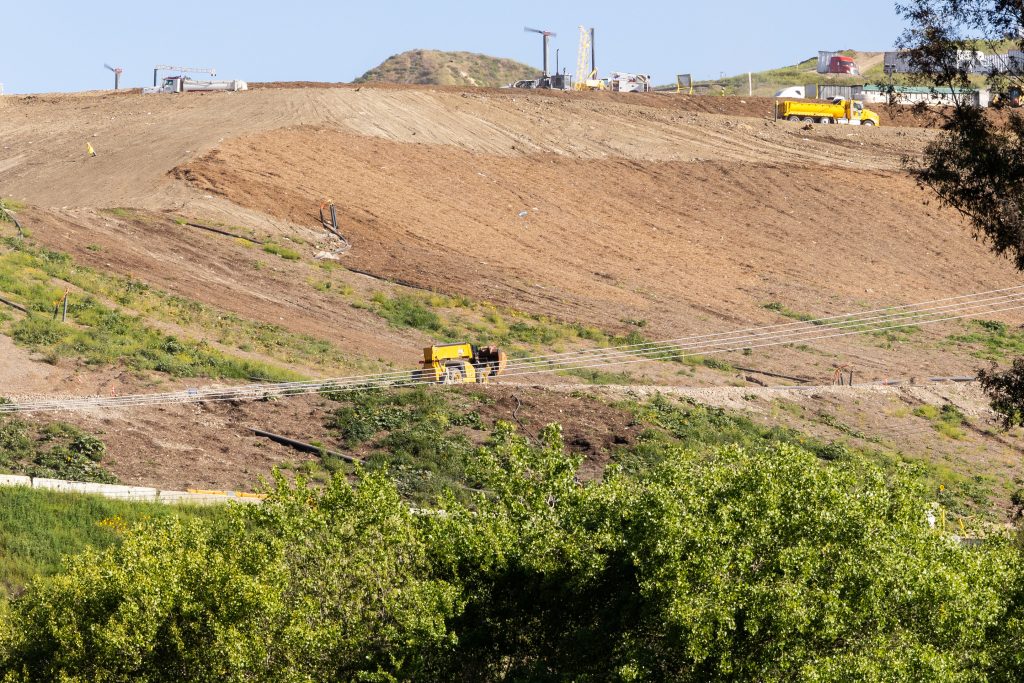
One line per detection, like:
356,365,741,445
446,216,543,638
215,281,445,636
152,65,216,87
103,63,123,90
524,27,556,76
574,26,605,91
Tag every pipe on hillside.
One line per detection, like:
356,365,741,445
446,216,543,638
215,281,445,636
0,295,28,313
249,428,362,464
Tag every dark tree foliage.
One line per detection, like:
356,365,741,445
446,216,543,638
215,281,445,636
897,1,1024,91
898,1,1024,424
979,357,1024,426
912,106,1024,269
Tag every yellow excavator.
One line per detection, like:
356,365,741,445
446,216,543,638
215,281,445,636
416,343,507,384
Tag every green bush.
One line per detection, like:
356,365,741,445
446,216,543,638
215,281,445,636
370,293,445,332
0,418,115,484
2,431,1022,681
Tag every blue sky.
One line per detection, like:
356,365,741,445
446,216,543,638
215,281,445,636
2,1,907,93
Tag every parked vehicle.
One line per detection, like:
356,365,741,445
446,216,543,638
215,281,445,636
774,86,805,99
828,55,860,75
991,86,1023,108
143,76,247,94
607,72,651,93
414,343,506,384
776,98,880,126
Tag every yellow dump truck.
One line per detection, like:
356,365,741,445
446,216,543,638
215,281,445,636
416,343,507,384
776,98,880,126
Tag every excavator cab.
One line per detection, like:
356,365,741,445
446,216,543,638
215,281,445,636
417,343,507,384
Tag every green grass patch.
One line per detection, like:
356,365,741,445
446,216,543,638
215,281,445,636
370,292,449,334
0,486,220,595
6,304,299,381
364,291,659,370
325,387,488,504
0,417,116,484
0,238,371,375
945,319,1024,361
0,199,26,212
103,207,149,221
763,301,817,322
561,368,638,385
913,403,968,439
262,243,301,260
681,355,735,372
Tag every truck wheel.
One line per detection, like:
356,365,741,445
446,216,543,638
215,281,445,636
443,364,465,385
802,116,814,123
819,117,833,124
863,120,876,127
788,115,801,122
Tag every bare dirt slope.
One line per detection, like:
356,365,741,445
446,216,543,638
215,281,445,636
1,84,1023,497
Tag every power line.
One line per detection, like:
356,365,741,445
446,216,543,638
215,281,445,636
3,288,1022,413
4,293,1021,411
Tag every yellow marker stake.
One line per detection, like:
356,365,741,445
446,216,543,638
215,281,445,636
86,142,96,157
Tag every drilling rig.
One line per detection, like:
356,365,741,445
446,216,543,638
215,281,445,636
575,26,605,91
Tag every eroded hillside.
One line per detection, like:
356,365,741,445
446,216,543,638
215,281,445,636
1,84,1022,511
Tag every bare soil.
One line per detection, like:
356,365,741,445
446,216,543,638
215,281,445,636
1,83,1022,507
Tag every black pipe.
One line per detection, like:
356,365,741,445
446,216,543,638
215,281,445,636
249,428,362,464
0,295,27,313
184,221,262,244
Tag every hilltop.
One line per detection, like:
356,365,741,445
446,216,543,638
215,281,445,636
354,49,539,87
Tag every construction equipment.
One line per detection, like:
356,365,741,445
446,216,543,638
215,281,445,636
416,343,507,385
103,63,123,90
524,26,556,76
575,26,606,91
608,72,651,93
991,86,1023,108
144,75,248,94
151,64,216,87
776,98,880,126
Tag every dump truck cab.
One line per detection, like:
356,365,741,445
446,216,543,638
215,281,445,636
418,343,507,384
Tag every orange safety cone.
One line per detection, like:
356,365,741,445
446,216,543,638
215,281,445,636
86,142,97,157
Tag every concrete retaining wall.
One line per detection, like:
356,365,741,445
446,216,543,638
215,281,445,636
0,474,263,506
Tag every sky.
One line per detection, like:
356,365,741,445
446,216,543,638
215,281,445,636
1,1,909,94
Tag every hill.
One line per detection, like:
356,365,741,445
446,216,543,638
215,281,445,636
354,49,539,87
1,84,1023,516
695,50,886,96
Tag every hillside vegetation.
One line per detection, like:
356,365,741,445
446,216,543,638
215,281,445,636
355,49,539,87
2,428,1022,680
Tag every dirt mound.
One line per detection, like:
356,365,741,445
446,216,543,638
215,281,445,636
172,126,1019,380
355,50,539,88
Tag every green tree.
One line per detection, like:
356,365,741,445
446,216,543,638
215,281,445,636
429,424,1019,681
0,471,459,682
897,1,1024,425
1,424,1021,681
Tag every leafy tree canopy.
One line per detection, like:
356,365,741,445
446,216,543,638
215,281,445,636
898,1,1024,424
1,423,1022,681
